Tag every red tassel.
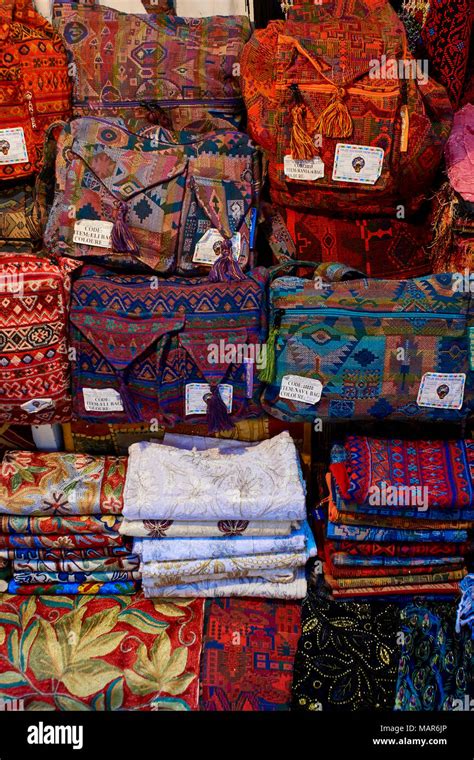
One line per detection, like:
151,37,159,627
205,386,234,434
111,201,139,255
208,239,246,283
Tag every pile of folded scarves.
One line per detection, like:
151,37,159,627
121,431,315,599
319,435,472,599
0,450,140,595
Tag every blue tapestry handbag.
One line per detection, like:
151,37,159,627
260,266,473,423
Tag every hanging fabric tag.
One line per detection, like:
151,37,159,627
185,383,233,415
284,155,325,181
73,220,114,248
83,388,124,413
193,229,241,265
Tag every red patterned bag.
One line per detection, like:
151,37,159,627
263,204,432,279
0,253,80,425
0,0,71,180
241,0,453,216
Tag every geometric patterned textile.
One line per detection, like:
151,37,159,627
261,273,474,423
397,0,473,108
264,205,433,280
241,0,453,216
0,0,71,179
44,119,261,274
200,598,301,711
70,264,269,427
53,3,250,131
0,254,80,424
331,436,474,512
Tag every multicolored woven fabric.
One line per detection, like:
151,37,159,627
0,451,126,515
0,0,71,179
395,601,474,710
45,119,260,274
241,0,452,216
70,264,268,429
264,205,432,280
0,254,80,425
54,0,173,12
325,539,471,558
331,436,474,512
200,598,301,711
0,180,42,250
261,273,473,423
0,515,123,534
0,593,204,709
0,533,126,549
292,581,400,711
397,0,473,108
54,3,250,130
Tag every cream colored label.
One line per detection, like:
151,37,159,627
73,220,114,248
284,155,325,181
279,375,323,405
83,388,124,413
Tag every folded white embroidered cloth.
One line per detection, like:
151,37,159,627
142,569,307,599
123,432,306,522
133,521,315,561
120,518,300,539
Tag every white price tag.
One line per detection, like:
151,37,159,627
73,220,114,248
279,375,323,405
83,388,124,413
416,373,466,410
185,383,233,415
284,155,325,181
192,229,241,266
0,128,29,165
332,144,384,184
20,398,54,414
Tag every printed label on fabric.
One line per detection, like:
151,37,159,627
192,229,241,265
469,327,474,371
20,398,54,414
279,375,323,405
416,373,466,410
73,220,114,249
0,128,29,165
185,383,233,415
284,155,325,181
83,388,124,413
332,144,384,184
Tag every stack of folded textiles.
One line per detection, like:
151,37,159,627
319,436,473,599
121,431,315,598
0,451,140,595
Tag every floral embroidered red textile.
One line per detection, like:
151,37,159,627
0,593,204,710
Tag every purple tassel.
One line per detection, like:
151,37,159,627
208,238,247,283
205,386,234,434
117,376,142,423
111,201,139,255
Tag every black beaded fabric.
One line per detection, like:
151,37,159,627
291,582,400,711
